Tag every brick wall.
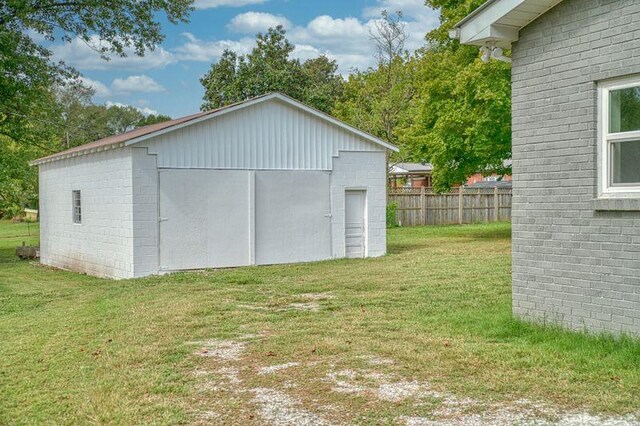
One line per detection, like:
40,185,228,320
39,148,135,279
330,151,387,258
511,0,640,334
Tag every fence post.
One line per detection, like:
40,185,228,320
494,186,499,221
420,186,426,226
458,186,464,225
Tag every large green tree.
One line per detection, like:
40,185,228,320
200,26,343,113
0,0,189,216
0,0,192,143
406,0,512,190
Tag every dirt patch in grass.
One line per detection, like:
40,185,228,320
259,362,301,375
252,387,331,426
188,334,263,360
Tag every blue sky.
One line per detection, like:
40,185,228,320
50,0,440,118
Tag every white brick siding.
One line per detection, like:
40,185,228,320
39,148,135,279
331,151,387,258
511,0,640,334
131,148,159,278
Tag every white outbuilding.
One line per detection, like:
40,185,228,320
31,93,397,279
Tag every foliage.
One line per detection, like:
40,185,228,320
0,0,189,217
334,2,512,191
200,26,343,113
0,83,171,217
334,12,414,159
407,48,511,191
0,0,192,144
404,0,512,190
386,201,398,228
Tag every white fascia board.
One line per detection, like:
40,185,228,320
455,0,525,47
452,0,563,48
125,93,400,153
460,23,520,47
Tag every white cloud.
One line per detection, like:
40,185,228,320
174,32,255,62
193,0,267,9
79,76,112,98
51,35,175,71
363,0,440,51
105,101,159,116
49,0,440,78
111,75,165,93
228,12,291,34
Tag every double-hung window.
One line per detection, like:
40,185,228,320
72,190,82,224
599,76,640,196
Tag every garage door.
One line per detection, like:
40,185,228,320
255,171,332,265
159,169,251,271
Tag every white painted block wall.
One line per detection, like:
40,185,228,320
131,148,159,277
39,148,135,279
39,148,388,279
331,151,387,258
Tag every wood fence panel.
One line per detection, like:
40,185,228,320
389,187,512,226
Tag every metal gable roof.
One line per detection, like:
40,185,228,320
31,93,398,166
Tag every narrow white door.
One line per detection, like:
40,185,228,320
345,190,366,258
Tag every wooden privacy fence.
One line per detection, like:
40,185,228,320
388,187,512,226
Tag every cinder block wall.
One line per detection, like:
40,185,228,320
39,149,135,279
331,151,387,258
511,0,640,334
131,148,159,277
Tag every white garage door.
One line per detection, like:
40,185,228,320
255,171,332,265
159,169,251,271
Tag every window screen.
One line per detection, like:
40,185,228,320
72,190,81,224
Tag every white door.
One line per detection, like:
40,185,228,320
345,190,366,258
159,169,251,271
255,171,332,265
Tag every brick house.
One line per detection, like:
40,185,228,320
452,0,640,335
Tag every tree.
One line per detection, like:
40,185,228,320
333,12,414,155
0,0,192,145
0,0,187,217
0,80,171,217
404,0,511,191
200,26,343,113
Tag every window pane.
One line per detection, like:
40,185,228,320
611,140,640,185
609,86,640,133
72,190,81,223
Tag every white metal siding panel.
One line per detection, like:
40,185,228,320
138,99,382,170
158,169,252,271
254,171,332,265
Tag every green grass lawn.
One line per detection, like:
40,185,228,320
0,220,638,424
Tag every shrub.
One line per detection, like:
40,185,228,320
386,202,398,228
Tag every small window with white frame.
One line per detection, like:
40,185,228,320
72,190,81,224
599,76,640,196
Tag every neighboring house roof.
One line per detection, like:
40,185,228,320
31,93,398,166
390,162,433,174
449,0,564,48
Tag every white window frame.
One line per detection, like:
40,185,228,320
72,190,82,224
598,75,640,198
